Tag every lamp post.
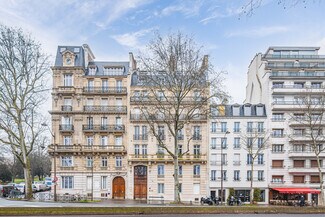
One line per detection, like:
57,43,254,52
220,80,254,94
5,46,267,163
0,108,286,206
42,123,57,202
220,131,230,205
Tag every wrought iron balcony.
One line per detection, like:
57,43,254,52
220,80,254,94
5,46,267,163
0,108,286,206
61,105,73,112
133,134,148,140
83,87,127,94
82,124,125,133
83,106,127,113
59,124,74,132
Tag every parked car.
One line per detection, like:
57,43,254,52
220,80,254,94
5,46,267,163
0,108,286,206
33,182,47,192
0,185,15,197
44,177,52,190
16,184,37,193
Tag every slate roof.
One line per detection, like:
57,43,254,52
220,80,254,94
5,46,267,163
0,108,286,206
54,46,85,67
212,103,267,117
86,61,129,76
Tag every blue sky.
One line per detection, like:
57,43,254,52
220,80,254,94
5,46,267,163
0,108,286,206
1,0,325,103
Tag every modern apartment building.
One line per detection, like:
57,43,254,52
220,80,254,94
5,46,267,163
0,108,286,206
245,47,325,203
49,45,133,199
209,104,268,204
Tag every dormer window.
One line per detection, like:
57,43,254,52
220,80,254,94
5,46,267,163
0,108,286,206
88,67,96,75
103,66,124,76
232,105,240,116
256,106,264,116
60,47,66,52
244,104,251,116
74,48,80,53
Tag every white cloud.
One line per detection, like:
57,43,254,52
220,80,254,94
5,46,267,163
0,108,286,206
157,0,203,18
111,28,157,50
226,26,290,38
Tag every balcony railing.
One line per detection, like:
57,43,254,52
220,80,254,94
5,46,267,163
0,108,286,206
130,114,207,121
133,134,148,140
267,64,325,69
270,71,325,77
61,105,73,112
192,134,202,140
130,96,207,103
272,101,321,105
82,124,125,133
272,84,325,89
263,54,325,59
84,106,127,113
83,87,127,94
59,124,74,131
271,133,285,138
49,145,125,152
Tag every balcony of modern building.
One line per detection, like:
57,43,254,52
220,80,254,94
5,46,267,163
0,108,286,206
271,100,324,110
287,165,324,174
82,86,127,95
269,71,325,78
266,62,325,70
83,105,127,114
272,85,325,94
263,54,325,60
82,124,125,133
288,149,325,158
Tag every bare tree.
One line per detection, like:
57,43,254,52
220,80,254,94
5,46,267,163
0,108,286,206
0,25,50,200
132,32,227,203
241,0,318,17
289,94,325,206
240,128,270,204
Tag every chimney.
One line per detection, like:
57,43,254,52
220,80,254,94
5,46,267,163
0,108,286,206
129,52,137,70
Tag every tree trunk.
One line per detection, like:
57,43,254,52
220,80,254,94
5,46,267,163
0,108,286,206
174,156,180,203
24,158,33,200
317,155,324,206
250,163,254,204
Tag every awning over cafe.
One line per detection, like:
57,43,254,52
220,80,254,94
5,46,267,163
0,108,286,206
272,188,320,194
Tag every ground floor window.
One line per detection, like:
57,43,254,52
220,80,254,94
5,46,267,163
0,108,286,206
61,176,73,189
234,189,265,202
158,183,164,193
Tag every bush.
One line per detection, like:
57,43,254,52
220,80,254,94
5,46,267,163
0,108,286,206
253,188,261,202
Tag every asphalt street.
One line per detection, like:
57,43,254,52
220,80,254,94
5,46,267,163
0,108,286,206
14,215,325,217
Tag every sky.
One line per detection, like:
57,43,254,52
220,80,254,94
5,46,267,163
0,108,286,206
1,0,325,104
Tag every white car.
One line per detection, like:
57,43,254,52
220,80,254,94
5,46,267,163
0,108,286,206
16,184,37,193
33,182,47,192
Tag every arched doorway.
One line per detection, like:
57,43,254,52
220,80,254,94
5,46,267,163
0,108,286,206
112,176,125,199
134,165,147,199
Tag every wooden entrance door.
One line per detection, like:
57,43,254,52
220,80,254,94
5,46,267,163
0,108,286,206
134,165,147,199
112,176,125,199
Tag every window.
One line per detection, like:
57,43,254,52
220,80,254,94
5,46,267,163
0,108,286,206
134,126,140,139
116,80,122,92
211,122,217,132
194,145,200,157
134,144,140,156
293,175,305,183
101,176,107,190
87,136,94,146
310,175,320,183
311,160,321,168
232,106,240,116
272,144,284,152
63,136,72,146
158,126,165,140
293,82,305,89
221,122,227,132
272,129,284,137
272,175,284,183
258,154,264,165
211,138,217,149
115,136,122,146
258,171,264,181
221,138,227,149
234,122,240,133
234,137,240,149
86,156,93,167
102,79,108,89
193,126,201,139
233,154,240,165
141,145,147,156
61,156,73,167
293,160,305,168
273,82,284,88
272,113,284,121
178,183,182,193
272,160,283,168
247,122,253,132
116,156,122,167
158,165,164,176
273,96,284,104
257,138,264,148
247,137,253,148
157,145,164,155
256,106,264,116
86,176,92,190
177,129,183,140
311,82,322,89
234,170,240,181
193,165,200,176
158,183,164,193
222,170,227,181
178,145,183,155
101,136,108,146
221,154,227,165
244,105,251,116
101,156,107,167
293,144,306,152
247,154,253,165
247,170,252,181
63,74,73,86
211,170,217,181
61,176,73,189
178,165,183,176
257,122,264,133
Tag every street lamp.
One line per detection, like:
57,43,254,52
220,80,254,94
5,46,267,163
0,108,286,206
220,130,230,206
42,123,57,202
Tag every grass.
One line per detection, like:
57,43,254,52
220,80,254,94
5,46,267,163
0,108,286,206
1,206,325,216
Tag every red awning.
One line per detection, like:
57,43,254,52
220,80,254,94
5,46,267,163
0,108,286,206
273,188,321,194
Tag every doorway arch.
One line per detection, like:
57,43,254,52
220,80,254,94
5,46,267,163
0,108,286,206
112,176,125,199
134,165,147,199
